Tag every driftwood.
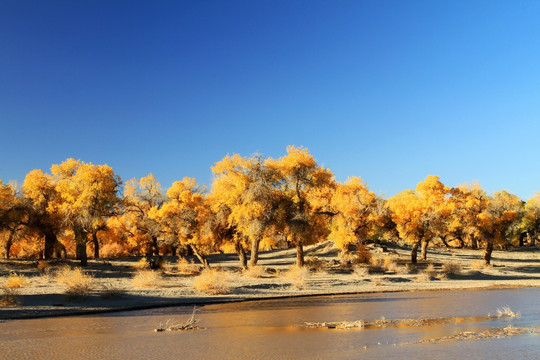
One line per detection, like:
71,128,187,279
154,306,200,332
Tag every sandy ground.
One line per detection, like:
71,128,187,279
1,241,540,320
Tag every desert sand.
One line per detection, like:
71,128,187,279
1,241,540,320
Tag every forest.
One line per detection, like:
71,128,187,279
1,145,539,268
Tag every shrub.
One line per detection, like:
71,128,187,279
243,265,267,278
193,269,231,295
56,267,95,296
304,256,327,272
282,266,310,290
422,263,438,278
0,287,20,307
356,243,372,264
100,281,124,299
37,260,51,272
131,270,162,288
177,257,201,275
441,261,461,276
133,258,150,270
471,260,485,271
5,273,28,289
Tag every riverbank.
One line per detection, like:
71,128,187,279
2,242,540,320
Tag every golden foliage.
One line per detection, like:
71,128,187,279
192,269,231,294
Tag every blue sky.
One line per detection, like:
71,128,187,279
1,1,539,199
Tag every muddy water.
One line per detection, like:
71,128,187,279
1,288,540,360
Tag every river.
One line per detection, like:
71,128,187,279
1,288,539,359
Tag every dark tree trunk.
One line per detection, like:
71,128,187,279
190,244,210,268
44,230,58,259
151,236,159,256
171,246,177,257
92,231,100,259
3,231,14,259
296,241,304,267
235,241,247,269
421,240,429,260
440,236,451,249
484,241,494,265
471,237,478,250
411,240,420,264
74,227,88,266
249,235,261,267
529,234,536,247
456,237,465,248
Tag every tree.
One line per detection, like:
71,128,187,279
151,177,213,268
122,174,166,256
53,159,121,265
448,183,490,249
520,193,540,247
211,154,278,267
329,177,379,253
266,146,335,267
387,175,453,264
477,191,521,265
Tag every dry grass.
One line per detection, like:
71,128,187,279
193,269,232,295
471,260,485,271
353,265,369,277
495,306,521,318
99,281,124,299
131,270,162,288
4,273,28,289
56,267,95,296
416,273,433,282
243,265,267,278
176,257,201,275
304,256,327,272
133,258,150,270
356,243,372,264
282,266,310,289
36,260,51,272
441,261,461,276
0,287,20,307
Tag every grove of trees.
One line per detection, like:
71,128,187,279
1,146,538,267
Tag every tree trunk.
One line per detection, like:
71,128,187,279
235,241,247,269
471,237,478,250
440,236,450,249
421,240,429,260
171,246,177,257
3,231,14,259
519,233,525,247
411,240,420,264
74,226,88,266
43,230,58,259
249,235,261,267
483,241,494,265
190,244,210,269
529,234,536,247
151,236,159,256
296,241,304,267
92,230,100,259
456,237,465,248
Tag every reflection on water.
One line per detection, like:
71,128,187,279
1,288,540,360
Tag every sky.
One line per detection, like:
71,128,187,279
1,0,540,199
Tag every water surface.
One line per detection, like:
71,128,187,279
1,288,539,360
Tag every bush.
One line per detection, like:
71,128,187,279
56,267,95,296
0,287,20,307
304,256,327,272
133,258,150,270
441,261,461,276
193,269,231,295
282,266,310,290
243,265,267,278
5,273,28,289
177,257,201,275
131,270,162,288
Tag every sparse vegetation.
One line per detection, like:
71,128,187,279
176,257,201,275
131,270,162,288
193,269,231,295
155,306,200,332
441,261,461,276
243,265,267,278
282,266,309,289
0,287,20,307
55,266,95,296
4,273,28,289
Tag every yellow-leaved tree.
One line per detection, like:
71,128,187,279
150,177,213,268
53,159,121,265
122,173,166,256
476,191,522,265
329,177,379,254
211,154,278,267
520,193,540,247
387,175,453,264
267,146,335,267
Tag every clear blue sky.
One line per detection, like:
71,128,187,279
1,1,539,199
